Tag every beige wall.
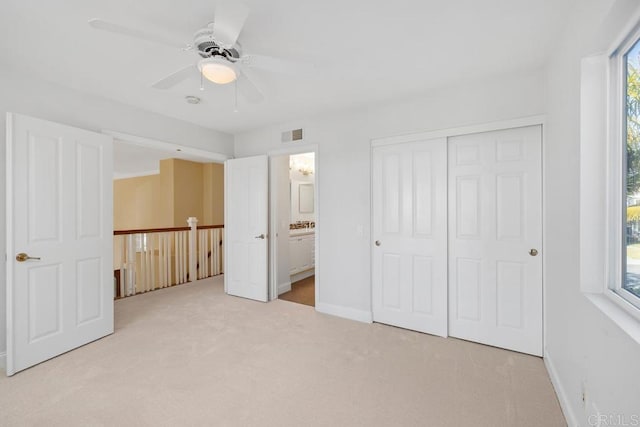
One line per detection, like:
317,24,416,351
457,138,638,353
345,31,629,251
159,159,175,225
113,174,172,229
172,158,204,225
202,163,224,225
114,159,224,230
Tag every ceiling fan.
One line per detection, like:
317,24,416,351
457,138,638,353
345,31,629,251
88,2,302,104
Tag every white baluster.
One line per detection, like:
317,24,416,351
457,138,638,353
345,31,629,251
166,232,172,287
203,230,207,279
119,235,125,297
150,233,156,291
220,229,224,274
215,229,221,275
126,234,136,296
160,233,166,287
202,229,208,278
167,234,171,286
188,217,198,282
184,231,188,282
139,234,146,293
176,232,182,284
210,229,215,276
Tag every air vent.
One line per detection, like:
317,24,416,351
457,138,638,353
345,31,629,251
281,128,304,143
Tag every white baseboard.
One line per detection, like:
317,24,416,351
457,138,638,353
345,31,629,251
544,350,578,427
278,281,291,295
290,269,314,283
0,352,6,374
316,302,373,323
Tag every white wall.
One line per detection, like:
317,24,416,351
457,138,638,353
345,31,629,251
544,0,640,424
235,69,545,316
0,67,234,359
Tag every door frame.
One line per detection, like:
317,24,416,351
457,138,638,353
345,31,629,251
369,115,546,349
267,144,319,304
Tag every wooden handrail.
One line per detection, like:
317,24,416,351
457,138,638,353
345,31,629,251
196,224,225,230
114,224,224,235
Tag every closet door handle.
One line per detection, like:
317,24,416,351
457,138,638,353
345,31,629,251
375,240,381,247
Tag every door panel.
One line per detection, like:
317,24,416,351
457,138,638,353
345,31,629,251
456,257,481,321
496,261,524,328
27,134,61,243
76,143,103,239
225,155,268,302
382,153,401,234
7,113,113,375
496,174,524,240
411,256,433,314
372,138,448,337
76,257,103,325
28,265,62,341
456,176,481,238
382,253,402,309
448,125,542,356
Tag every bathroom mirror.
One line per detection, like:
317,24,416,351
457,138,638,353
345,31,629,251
299,183,314,213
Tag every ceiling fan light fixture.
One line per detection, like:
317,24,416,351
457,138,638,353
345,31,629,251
198,58,237,84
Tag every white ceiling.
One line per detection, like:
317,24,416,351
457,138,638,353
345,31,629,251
113,140,217,178
0,0,576,134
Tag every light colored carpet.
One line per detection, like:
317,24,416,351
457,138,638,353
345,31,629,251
0,276,565,426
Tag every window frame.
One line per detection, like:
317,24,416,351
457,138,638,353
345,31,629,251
580,14,640,344
609,25,640,313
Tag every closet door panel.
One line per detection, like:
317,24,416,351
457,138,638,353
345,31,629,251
372,138,448,337
448,125,542,356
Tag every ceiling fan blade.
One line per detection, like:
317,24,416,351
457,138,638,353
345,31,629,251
240,54,314,75
151,65,195,90
88,18,187,50
237,71,264,103
212,1,249,48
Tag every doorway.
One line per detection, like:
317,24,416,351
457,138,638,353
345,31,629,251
371,125,543,356
270,151,317,307
112,137,227,298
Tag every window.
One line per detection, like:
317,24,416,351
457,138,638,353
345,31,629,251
580,18,640,341
622,35,640,309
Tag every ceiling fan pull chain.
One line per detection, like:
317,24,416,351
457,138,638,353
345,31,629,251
200,71,204,91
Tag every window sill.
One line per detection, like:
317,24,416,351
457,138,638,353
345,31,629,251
584,291,640,345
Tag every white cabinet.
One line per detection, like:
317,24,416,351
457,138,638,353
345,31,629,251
289,232,315,275
289,238,300,275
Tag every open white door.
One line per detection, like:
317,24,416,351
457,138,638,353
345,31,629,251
224,155,268,302
372,138,448,337
6,113,113,375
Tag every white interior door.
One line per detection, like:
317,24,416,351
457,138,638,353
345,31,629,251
6,113,114,375
372,138,448,337
448,125,542,356
225,155,268,302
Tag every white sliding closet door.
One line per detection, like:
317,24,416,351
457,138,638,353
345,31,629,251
372,138,448,337
448,125,542,356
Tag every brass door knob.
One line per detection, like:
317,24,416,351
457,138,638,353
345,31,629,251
529,249,538,256
16,253,41,262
